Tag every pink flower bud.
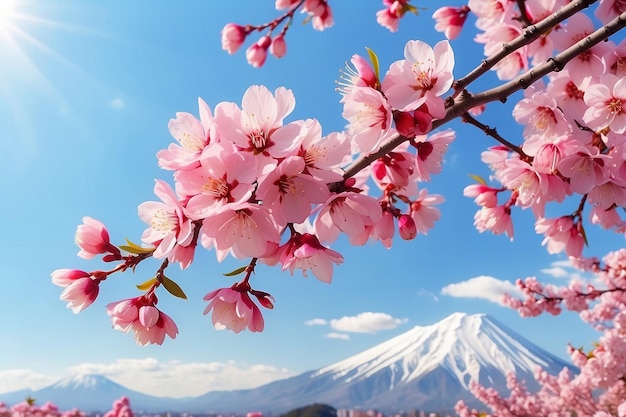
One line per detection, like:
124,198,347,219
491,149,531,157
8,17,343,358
221,23,247,54
270,35,287,58
75,216,112,259
246,36,271,67
394,110,416,138
398,214,417,240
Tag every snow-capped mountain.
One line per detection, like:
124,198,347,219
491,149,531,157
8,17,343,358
0,373,183,412
0,313,576,414
186,312,575,414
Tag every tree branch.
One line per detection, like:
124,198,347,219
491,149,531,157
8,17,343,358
342,10,626,180
451,0,597,98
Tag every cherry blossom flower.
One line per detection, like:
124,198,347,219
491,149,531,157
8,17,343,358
203,287,264,333
583,74,626,134
315,192,383,243
304,0,333,30
463,183,500,208
276,232,344,283
371,143,415,189
296,120,350,182
376,0,413,32
558,145,610,194
52,269,105,313
106,297,178,345
103,397,134,417
409,188,444,235
137,180,194,261
75,216,117,260
413,129,455,181
215,85,302,173
535,216,585,257
337,54,378,96
397,214,417,240
595,0,626,23
201,204,280,259
341,86,393,154
221,23,248,54
473,205,514,240
382,39,455,112
157,98,215,171
256,156,330,226
432,6,469,40
176,142,258,219
513,91,572,146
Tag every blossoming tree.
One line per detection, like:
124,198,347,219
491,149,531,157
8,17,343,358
52,0,626,415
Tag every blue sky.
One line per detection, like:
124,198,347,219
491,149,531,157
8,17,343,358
1,0,624,400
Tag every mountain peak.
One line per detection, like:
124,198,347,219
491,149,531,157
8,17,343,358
51,373,121,391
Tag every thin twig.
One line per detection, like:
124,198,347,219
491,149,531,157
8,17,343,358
451,0,597,99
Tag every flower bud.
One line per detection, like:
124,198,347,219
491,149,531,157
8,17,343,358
221,23,247,54
398,214,417,240
270,35,287,58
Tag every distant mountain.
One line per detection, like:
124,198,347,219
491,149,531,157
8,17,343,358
184,313,575,414
0,313,576,414
0,374,183,412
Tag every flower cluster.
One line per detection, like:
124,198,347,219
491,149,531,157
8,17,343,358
0,397,133,417
54,40,454,342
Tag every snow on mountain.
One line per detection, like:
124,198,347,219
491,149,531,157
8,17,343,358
0,313,576,414
187,312,576,414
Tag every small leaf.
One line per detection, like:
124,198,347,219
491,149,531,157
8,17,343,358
162,275,188,300
120,239,155,254
223,266,247,277
468,174,487,185
365,47,380,85
406,3,419,15
136,277,157,291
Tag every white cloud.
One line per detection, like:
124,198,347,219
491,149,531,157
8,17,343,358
66,358,295,397
0,359,295,398
0,369,59,394
540,266,569,278
109,97,125,110
305,318,327,326
417,288,439,302
329,312,408,334
440,275,523,306
324,332,350,341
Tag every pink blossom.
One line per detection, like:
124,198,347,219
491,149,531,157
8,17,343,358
137,180,194,261
52,269,104,313
464,183,500,208
595,0,626,24
382,39,455,112
157,99,215,171
535,216,585,257
176,142,258,219
413,129,455,181
269,34,287,58
583,74,626,134
277,232,344,283
296,120,349,182
341,86,393,153
409,188,444,235
371,145,415,189
201,204,280,259
103,397,134,417
477,23,528,80
432,6,469,40
221,23,248,54
75,216,115,260
214,85,302,172
106,297,178,345
337,54,378,96
513,91,572,145
256,156,330,226
203,287,264,333
304,0,333,30
473,205,514,240
246,35,271,67
558,145,610,194
315,192,383,243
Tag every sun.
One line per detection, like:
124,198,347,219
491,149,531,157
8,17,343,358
0,0,18,35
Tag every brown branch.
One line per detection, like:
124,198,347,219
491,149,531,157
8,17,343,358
451,0,597,98
342,10,626,180
461,112,530,159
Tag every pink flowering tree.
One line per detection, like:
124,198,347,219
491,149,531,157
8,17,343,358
53,0,626,415
0,397,133,417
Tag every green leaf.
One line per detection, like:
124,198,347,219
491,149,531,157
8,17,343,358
468,174,487,185
120,239,155,254
162,275,188,300
365,47,380,85
406,3,419,15
223,266,247,277
136,277,157,291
